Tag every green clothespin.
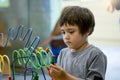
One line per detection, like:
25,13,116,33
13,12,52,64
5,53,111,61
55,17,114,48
32,73,39,80
51,55,56,64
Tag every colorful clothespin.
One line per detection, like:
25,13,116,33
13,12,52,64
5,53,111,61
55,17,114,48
51,55,56,64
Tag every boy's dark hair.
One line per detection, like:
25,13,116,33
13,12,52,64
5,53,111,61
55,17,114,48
59,6,95,35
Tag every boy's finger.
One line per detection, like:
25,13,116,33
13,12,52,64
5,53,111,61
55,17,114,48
50,64,60,70
46,66,50,71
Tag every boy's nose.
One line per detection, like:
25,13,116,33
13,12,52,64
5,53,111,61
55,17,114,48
64,34,70,40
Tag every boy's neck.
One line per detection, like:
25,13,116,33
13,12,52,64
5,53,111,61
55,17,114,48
71,41,89,52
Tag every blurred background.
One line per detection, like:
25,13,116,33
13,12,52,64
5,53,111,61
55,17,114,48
0,0,120,80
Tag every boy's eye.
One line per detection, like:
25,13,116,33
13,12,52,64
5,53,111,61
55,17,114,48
61,31,65,34
69,31,74,34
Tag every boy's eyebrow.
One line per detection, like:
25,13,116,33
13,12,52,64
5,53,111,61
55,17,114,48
61,27,76,30
60,28,72,32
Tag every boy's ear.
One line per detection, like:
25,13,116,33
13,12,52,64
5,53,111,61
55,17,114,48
85,31,90,36
84,32,89,37
86,28,92,35
86,32,89,36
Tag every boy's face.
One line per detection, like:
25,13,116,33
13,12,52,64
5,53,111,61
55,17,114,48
61,24,88,51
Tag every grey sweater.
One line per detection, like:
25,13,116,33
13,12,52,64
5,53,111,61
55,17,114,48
57,45,107,80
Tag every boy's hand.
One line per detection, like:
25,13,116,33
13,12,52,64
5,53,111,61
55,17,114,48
46,64,66,80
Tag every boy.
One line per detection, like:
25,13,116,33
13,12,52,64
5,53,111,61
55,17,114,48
46,6,107,80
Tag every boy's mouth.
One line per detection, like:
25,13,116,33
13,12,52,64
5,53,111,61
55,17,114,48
65,41,71,45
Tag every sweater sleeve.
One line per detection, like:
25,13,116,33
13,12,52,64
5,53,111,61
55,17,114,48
75,53,107,80
86,52,107,80
57,49,63,66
